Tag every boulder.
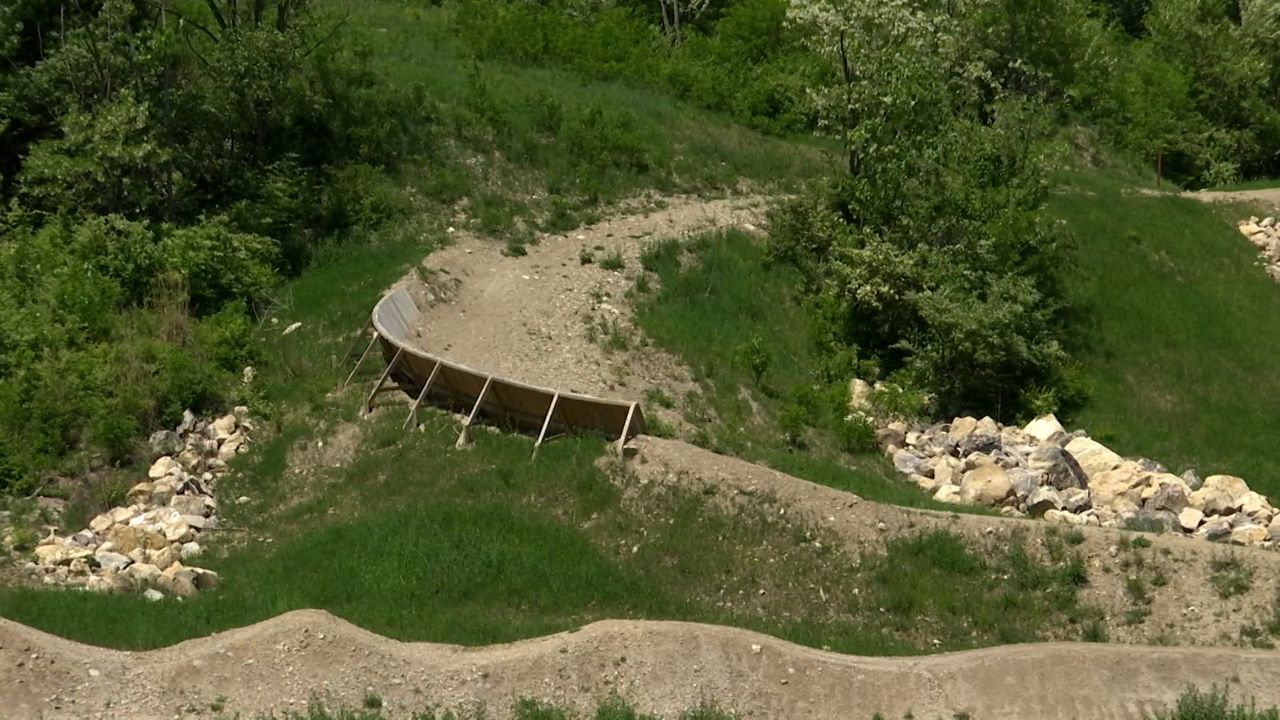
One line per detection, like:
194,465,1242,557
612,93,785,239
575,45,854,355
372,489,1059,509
1088,465,1145,507
1181,469,1204,491
1203,475,1249,500
1008,469,1044,500
148,430,183,459
143,588,165,602
148,456,181,480
1178,507,1205,532
953,416,1001,456
1026,486,1062,517
211,414,238,441
177,408,198,435
1269,516,1280,542
1239,491,1272,517
1230,525,1267,546
108,506,137,525
931,456,960,487
169,495,208,518
1060,487,1092,513
162,520,193,544
180,542,203,561
1189,486,1240,516
89,513,115,535
94,551,132,573
1196,518,1232,542
959,465,1013,506
1146,483,1189,514
125,562,162,586
192,568,219,590
147,545,179,571
848,379,873,412
107,525,167,554
1028,444,1088,490
933,485,964,504
1064,436,1123,479
1023,414,1066,442
34,545,93,566
127,482,154,503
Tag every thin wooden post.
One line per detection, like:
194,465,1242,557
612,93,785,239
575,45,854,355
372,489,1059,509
338,318,373,368
363,347,403,414
455,376,493,448
344,331,380,387
1156,150,1163,190
616,402,638,457
403,360,442,430
532,392,560,459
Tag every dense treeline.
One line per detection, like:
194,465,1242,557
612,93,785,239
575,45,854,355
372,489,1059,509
459,0,1280,419
0,0,423,490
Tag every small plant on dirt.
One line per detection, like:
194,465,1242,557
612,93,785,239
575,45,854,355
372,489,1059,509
1151,685,1280,720
1239,625,1275,650
733,334,771,387
502,240,529,257
209,696,227,713
1124,606,1152,625
645,415,676,438
1125,575,1151,605
633,273,651,294
1081,619,1109,642
1209,556,1254,599
1064,529,1086,546
1123,516,1166,534
1131,535,1153,549
579,248,595,265
363,693,383,710
643,388,675,409
599,249,625,271
835,413,878,453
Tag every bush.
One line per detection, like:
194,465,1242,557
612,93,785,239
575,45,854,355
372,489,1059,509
1152,686,1280,720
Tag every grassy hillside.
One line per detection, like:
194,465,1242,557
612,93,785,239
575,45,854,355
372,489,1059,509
1052,168,1280,496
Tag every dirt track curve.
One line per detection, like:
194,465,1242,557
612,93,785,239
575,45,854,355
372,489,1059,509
8,193,1280,719
6,609,1280,720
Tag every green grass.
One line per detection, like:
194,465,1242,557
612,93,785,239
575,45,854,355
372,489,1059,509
1151,686,1280,720
632,230,988,512
1051,168,1280,496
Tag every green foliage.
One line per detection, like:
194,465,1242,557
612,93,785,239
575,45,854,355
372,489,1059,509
1151,686,1280,720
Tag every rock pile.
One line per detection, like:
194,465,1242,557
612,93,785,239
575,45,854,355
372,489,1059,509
861,396,1278,546
1237,216,1280,282
25,408,254,598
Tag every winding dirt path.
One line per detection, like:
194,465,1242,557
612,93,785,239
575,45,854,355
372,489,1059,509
6,609,1280,720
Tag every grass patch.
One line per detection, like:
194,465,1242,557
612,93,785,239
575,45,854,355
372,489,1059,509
633,230,987,512
1051,168,1280,496
1151,686,1280,720
1209,556,1254,599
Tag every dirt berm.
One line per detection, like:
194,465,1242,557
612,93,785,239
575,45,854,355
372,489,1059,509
4,608,1279,720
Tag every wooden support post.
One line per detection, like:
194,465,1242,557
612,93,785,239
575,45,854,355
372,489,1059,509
616,402,638,457
532,392,560,459
344,331,380,387
337,317,373,368
363,347,402,414
455,376,493,449
402,360,442,430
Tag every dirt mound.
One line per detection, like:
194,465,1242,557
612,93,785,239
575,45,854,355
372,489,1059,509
5,608,1280,720
1183,187,1280,207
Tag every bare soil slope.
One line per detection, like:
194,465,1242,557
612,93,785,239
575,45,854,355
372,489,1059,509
6,608,1280,720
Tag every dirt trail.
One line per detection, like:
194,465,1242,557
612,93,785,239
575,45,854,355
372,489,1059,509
1183,187,1280,207
6,608,1280,720
403,195,767,402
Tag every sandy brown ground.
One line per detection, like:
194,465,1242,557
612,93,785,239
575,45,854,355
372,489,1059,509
402,195,767,405
6,608,1280,720
1183,187,1280,207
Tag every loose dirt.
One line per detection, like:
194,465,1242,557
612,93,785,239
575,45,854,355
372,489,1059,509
401,195,768,405
1183,187,1280,207
6,608,1280,720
